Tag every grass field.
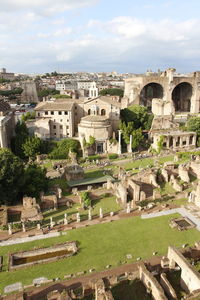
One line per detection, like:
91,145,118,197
0,214,200,292
43,195,121,224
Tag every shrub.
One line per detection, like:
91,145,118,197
80,191,91,208
108,153,118,160
87,155,101,161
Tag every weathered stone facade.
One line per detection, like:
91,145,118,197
124,68,200,114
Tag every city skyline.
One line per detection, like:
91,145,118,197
0,0,200,73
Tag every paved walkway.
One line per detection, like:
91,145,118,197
0,231,60,246
141,207,200,231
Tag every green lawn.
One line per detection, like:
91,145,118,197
43,195,121,224
122,155,174,171
0,214,200,292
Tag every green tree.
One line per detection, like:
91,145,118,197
38,88,59,97
11,121,29,159
23,163,48,199
120,104,153,130
48,138,80,159
0,149,24,205
22,136,42,160
99,88,124,97
119,122,144,150
187,117,200,145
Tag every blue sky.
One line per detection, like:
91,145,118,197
0,0,200,74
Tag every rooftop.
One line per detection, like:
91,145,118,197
35,101,74,111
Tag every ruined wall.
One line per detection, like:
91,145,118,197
139,264,168,300
167,246,200,293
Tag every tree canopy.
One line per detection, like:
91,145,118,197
23,163,48,199
119,122,144,150
0,149,24,205
48,138,80,159
120,104,153,130
22,136,42,160
99,88,124,98
38,88,60,98
11,121,29,159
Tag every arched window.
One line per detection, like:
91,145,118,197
101,109,106,116
88,109,91,115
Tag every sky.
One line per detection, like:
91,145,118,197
0,0,200,74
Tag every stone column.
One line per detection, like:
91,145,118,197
118,130,122,155
128,135,132,153
166,136,170,148
173,137,176,148
8,223,12,235
179,136,183,147
37,223,41,230
22,222,26,233
99,208,103,219
64,213,68,225
50,217,54,228
88,209,92,221
126,202,131,213
186,136,190,147
193,135,197,146
76,213,80,223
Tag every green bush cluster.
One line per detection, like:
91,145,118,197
108,153,118,160
87,155,101,161
48,139,80,159
80,191,91,208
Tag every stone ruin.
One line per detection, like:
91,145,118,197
41,193,58,210
21,196,43,223
189,181,200,207
0,206,8,227
149,112,196,152
19,244,200,300
64,164,84,181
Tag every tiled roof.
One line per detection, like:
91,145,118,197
35,101,74,111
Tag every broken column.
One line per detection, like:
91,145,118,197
88,209,92,221
99,208,103,219
76,213,80,223
8,223,12,235
64,213,68,225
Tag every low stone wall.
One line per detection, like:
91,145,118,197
9,241,78,270
139,263,168,300
160,273,177,299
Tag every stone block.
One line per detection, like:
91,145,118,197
33,277,48,285
4,282,23,294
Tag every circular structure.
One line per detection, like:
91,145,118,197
78,115,112,154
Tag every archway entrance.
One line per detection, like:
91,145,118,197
140,83,164,111
172,82,192,112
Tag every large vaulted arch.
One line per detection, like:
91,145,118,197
172,82,192,112
140,82,164,111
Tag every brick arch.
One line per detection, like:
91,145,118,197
172,82,193,112
139,82,164,111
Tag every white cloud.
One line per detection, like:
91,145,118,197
0,0,98,15
1,15,200,73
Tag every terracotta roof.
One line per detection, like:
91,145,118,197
81,115,109,122
0,100,10,112
35,101,74,111
84,96,121,108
